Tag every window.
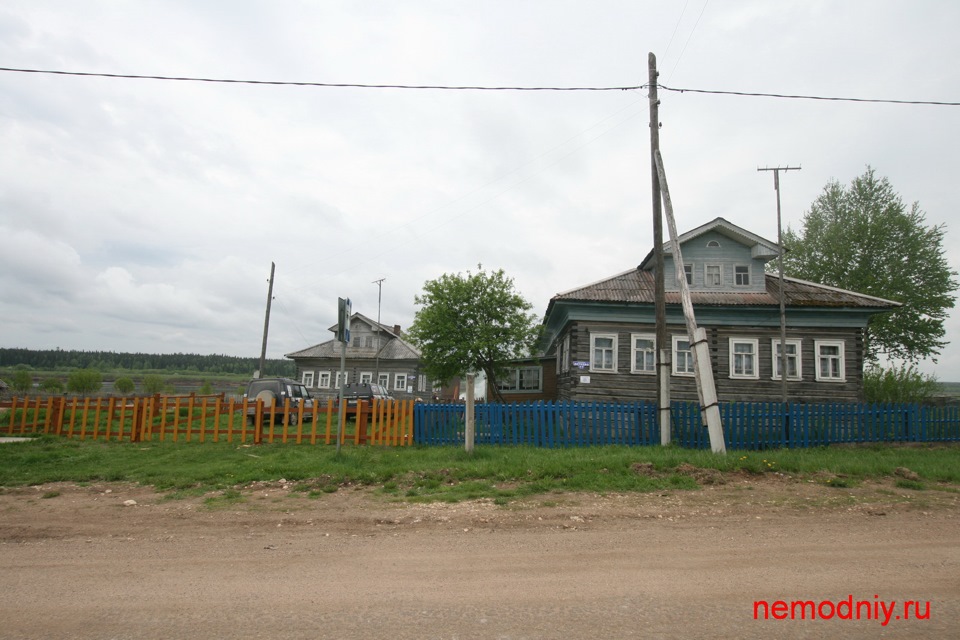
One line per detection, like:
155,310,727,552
335,371,349,388
672,335,694,376
815,340,845,382
365,336,374,348
771,339,802,380
705,264,722,287
359,371,373,384
561,334,571,373
683,263,693,285
378,372,390,388
318,371,331,389
301,371,315,388
631,333,656,374
418,374,427,392
729,338,759,379
735,265,750,286
498,366,542,393
394,373,407,391
590,333,618,372
706,240,721,248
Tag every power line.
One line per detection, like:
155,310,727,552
659,84,960,107
3,64,958,106
0,66,642,91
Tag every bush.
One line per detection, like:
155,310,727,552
38,378,64,394
142,375,165,395
11,369,33,395
863,364,939,403
114,377,135,396
67,368,103,396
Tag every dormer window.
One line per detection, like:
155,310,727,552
705,264,722,287
735,265,750,286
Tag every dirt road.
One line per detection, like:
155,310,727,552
1,477,958,639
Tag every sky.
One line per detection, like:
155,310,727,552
1,1,958,380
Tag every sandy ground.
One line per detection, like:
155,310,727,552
1,474,958,640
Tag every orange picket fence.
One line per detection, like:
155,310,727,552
0,395,414,446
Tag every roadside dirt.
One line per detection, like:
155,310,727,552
1,473,958,639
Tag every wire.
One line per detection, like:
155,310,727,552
0,66,642,92
665,0,710,83
3,64,958,106
659,84,960,107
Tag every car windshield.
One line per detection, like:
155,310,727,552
287,384,310,398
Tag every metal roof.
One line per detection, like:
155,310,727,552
550,269,900,309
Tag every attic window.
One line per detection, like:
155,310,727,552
706,240,721,248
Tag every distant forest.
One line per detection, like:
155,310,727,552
0,348,296,377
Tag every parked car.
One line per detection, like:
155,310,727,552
244,377,314,424
337,382,393,407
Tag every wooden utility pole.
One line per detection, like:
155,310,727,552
372,277,385,382
464,373,476,453
649,52,670,445
758,166,800,405
258,261,276,378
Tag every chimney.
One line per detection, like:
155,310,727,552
393,324,401,335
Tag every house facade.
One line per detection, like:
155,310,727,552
541,218,900,404
286,313,440,402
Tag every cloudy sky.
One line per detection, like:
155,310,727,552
1,1,958,380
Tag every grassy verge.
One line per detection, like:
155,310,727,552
0,437,957,503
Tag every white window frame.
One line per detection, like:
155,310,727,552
378,372,390,388
705,264,722,287
734,265,750,286
318,371,331,389
590,332,618,373
301,371,315,388
394,373,407,392
815,340,846,382
771,339,802,381
359,371,373,384
418,374,427,392
729,338,759,379
672,335,695,377
335,371,349,389
630,333,656,374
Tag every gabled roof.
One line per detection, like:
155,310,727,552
325,312,403,340
638,216,781,270
548,269,900,309
286,312,421,360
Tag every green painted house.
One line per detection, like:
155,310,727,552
540,217,899,404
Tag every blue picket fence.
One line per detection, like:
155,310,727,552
414,400,960,450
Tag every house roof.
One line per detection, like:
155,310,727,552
286,312,421,361
638,216,782,269
548,268,901,310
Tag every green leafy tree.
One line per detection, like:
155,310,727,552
408,265,541,400
113,377,135,396
67,368,103,396
198,380,214,395
142,374,165,395
783,167,958,363
11,368,33,395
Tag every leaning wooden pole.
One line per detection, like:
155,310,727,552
654,150,726,454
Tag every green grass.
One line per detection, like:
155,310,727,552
0,437,957,503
